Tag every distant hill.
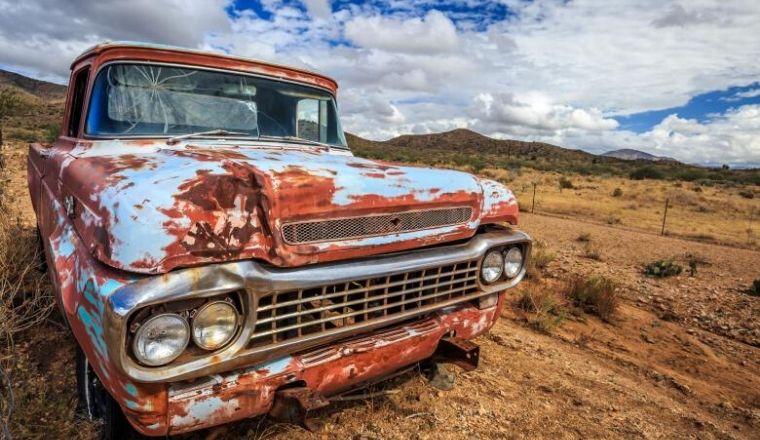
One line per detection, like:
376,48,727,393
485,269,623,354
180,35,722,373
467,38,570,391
1,69,66,143
347,129,759,185
602,148,678,163
0,69,67,102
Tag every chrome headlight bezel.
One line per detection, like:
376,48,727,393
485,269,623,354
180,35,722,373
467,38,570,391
503,246,524,278
132,313,190,367
480,250,505,284
191,300,240,351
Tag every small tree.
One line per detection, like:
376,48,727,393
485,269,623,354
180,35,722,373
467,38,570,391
0,87,22,151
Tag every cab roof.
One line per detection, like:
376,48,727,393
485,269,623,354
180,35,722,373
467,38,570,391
72,41,339,94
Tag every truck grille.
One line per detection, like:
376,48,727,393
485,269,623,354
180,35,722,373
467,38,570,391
281,207,473,244
250,259,480,348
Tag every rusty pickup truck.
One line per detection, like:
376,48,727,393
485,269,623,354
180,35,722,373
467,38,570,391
27,42,531,438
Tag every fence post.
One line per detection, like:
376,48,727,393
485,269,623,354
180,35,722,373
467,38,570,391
531,183,537,214
661,198,669,236
749,207,755,245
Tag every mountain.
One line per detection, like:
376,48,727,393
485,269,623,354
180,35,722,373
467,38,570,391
602,148,678,163
347,129,759,185
347,128,607,166
0,69,67,102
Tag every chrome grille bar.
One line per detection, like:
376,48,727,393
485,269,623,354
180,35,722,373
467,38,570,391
250,260,480,348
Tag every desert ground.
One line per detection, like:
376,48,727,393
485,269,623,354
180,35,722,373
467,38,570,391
0,141,758,439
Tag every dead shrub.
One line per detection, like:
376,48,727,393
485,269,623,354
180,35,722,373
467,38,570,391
738,189,754,199
0,166,55,438
516,287,568,333
576,232,591,243
565,276,619,323
580,243,603,261
611,187,623,197
0,204,52,343
525,240,555,280
558,176,574,190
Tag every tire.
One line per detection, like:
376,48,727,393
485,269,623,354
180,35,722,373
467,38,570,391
75,346,145,440
35,225,48,273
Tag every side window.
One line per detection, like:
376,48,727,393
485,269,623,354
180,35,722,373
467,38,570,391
67,68,90,137
296,98,328,143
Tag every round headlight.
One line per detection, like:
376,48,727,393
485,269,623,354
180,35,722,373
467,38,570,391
481,250,505,284
132,313,189,366
192,301,239,351
504,247,524,278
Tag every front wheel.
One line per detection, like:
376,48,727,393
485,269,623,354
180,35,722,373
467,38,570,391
75,346,144,440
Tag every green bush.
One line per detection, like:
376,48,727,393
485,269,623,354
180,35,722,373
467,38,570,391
747,279,760,297
630,166,664,180
42,122,60,143
644,259,683,278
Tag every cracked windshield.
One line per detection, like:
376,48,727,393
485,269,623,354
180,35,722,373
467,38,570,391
85,63,347,146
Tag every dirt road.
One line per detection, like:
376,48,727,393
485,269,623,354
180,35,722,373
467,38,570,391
2,143,758,439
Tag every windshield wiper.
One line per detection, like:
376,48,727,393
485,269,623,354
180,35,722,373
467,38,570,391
256,134,332,149
166,129,250,145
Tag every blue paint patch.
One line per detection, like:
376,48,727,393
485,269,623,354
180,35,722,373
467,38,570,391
258,356,292,376
76,305,108,360
125,383,138,397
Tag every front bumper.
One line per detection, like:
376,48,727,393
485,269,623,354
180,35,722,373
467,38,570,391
127,298,506,435
104,229,531,384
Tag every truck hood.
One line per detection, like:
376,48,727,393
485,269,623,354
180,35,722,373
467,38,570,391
61,140,518,274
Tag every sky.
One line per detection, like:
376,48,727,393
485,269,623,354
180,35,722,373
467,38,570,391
1,0,759,166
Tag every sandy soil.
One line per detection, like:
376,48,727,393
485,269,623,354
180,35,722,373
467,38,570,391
2,142,758,439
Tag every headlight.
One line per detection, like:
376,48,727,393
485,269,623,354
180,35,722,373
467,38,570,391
192,301,239,351
133,313,189,366
481,250,504,284
504,247,524,278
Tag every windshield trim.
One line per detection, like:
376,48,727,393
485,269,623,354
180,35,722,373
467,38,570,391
81,60,345,147
84,133,352,151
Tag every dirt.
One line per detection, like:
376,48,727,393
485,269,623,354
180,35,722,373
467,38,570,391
1,142,758,439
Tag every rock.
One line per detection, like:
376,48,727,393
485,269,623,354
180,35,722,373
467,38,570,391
426,363,456,391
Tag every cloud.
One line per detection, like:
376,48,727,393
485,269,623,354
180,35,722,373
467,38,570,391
344,10,459,54
302,0,332,20
0,0,231,80
644,105,760,165
0,0,758,165
721,88,760,101
470,92,619,133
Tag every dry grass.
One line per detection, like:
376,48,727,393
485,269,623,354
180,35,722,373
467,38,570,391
0,158,97,439
525,240,556,280
565,276,619,323
0,166,54,439
498,168,759,250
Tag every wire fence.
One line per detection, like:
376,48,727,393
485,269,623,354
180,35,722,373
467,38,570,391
516,181,758,250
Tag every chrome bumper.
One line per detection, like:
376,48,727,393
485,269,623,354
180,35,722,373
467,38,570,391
105,229,531,383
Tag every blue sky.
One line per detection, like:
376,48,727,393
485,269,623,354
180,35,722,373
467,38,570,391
617,82,760,133
0,0,759,165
